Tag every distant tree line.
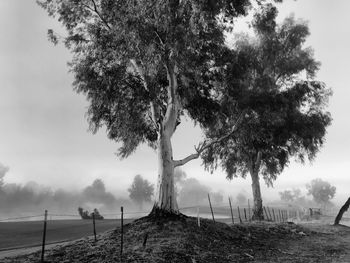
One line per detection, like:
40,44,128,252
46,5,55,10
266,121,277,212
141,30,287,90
279,178,336,209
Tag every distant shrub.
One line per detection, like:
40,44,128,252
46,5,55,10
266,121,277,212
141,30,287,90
78,207,104,220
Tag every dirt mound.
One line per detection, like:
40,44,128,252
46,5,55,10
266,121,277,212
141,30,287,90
2,215,348,262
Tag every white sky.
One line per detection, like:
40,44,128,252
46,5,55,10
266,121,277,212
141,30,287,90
0,0,349,204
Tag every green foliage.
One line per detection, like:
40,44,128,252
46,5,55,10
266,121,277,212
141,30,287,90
128,175,154,206
202,5,332,185
306,178,336,204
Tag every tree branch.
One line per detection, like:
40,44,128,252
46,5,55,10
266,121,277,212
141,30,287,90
130,59,159,129
255,151,262,171
174,112,245,167
154,30,165,49
82,1,111,30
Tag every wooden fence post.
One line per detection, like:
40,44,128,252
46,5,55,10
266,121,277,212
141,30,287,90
263,207,269,221
267,207,273,221
121,206,124,260
238,206,243,223
229,197,234,225
279,210,283,222
197,206,200,227
41,210,48,263
248,199,251,221
208,193,215,223
244,208,247,222
272,208,276,222
92,212,97,242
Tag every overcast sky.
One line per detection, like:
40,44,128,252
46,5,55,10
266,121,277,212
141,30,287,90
0,0,349,203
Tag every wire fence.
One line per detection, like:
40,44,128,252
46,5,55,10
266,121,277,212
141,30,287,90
1,205,348,223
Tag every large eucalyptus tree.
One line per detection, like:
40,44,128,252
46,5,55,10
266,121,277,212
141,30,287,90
202,5,332,220
37,0,263,215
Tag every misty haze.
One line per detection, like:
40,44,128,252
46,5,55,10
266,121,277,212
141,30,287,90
1,0,350,262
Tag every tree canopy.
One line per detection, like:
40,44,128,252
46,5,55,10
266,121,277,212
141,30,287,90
128,174,154,208
37,0,253,157
306,178,336,205
202,5,332,185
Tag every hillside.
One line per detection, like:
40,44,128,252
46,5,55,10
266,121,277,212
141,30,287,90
3,214,350,263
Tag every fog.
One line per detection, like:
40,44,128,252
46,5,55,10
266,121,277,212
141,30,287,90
1,160,341,221
0,162,133,219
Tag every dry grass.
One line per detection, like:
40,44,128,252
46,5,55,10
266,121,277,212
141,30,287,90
3,215,350,263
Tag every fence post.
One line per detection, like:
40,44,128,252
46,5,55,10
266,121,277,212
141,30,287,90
263,207,269,221
197,206,200,227
120,206,124,260
208,193,215,223
267,207,273,221
41,210,48,263
92,212,97,242
279,210,283,222
229,197,234,225
272,208,276,222
238,206,243,223
248,199,251,221
244,208,247,222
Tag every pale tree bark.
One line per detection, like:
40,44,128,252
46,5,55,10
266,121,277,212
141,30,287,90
153,126,178,213
150,57,246,215
250,151,264,220
129,58,179,215
152,61,180,215
151,61,245,214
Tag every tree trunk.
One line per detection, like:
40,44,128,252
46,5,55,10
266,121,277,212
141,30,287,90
151,62,179,216
152,130,178,214
334,197,350,225
250,170,264,220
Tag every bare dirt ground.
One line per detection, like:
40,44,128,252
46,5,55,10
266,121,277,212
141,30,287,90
2,216,350,263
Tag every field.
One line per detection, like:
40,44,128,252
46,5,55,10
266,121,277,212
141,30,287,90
0,219,133,251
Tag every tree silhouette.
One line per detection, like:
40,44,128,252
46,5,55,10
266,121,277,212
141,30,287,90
128,175,154,210
202,5,332,220
306,178,336,207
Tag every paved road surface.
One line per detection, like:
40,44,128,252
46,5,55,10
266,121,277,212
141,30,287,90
0,240,71,259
